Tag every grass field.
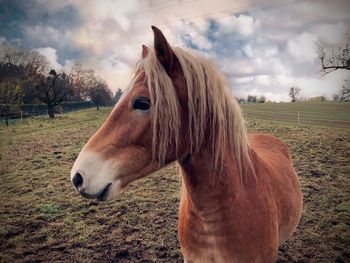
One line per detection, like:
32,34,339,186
0,103,349,262
241,101,350,128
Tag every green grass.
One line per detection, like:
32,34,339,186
0,104,349,262
241,101,350,128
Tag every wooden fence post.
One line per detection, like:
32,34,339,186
297,111,300,125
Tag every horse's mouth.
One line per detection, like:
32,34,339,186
79,183,112,201
96,183,112,201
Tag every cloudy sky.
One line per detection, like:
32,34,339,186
1,0,349,101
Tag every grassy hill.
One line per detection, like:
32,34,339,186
0,105,349,262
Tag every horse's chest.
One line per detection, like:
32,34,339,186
179,220,235,263
183,246,232,263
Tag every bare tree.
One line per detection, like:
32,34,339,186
0,47,28,80
35,69,74,118
0,45,49,106
0,45,113,118
69,61,94,101
0,46,26,65
258,95,266,103
332,93,340,102
0,46,48,77
88,78,113,110
339,79,350,101
247,95,257,104
289,87,300,102
318,39,350,75
0,48,24,125
69,61,113,109
24,51,49,77
0,80,23,125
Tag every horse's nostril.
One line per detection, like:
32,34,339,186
72,172,83,189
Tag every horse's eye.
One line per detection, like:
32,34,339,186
133,97,150,111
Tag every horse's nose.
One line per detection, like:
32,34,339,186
72,172,83,189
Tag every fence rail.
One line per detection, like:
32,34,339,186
243,110,350,128
0,104,96,124
1,106,349,129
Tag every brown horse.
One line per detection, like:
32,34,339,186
71,26,302,262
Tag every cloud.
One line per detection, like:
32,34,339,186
171,20,212,50
287,32,319,63
298,70,348,96
216,14,260,37
25,25,64,45
313,22,348,45
91,57,134,91
220,58,255,77
35,47,62,70
254,74,271,86
1,0,350,100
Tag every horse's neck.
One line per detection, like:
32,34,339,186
178,148,260,261
178,148,244,219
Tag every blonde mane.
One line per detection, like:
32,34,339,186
134,47,254,178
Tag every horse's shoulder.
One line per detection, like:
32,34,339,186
248,133,285,145
249,133,292,161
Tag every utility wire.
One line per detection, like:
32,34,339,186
130,0,198,17
125,0,291,40
149,0,181,7
155,0,282,28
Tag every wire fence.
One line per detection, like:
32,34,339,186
243,110,350,129
1,106,349,129
0,104,96,125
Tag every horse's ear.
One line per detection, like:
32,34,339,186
142,44,149,59
151,25,174,73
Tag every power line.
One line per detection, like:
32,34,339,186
155,0,282,29
130,0,198,17
125,0,291,40
149,0,181,7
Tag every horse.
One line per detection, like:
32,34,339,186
71,26,303,263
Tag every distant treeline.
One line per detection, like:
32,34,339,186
0,44,123,125
237,91,350,104
237,95,266,104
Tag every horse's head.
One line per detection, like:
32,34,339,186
71,26,187,201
